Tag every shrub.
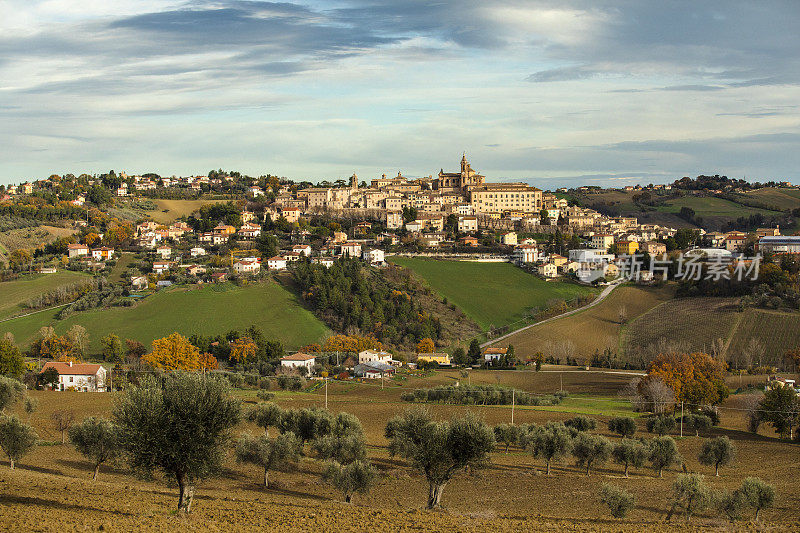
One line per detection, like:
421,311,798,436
493,423,521,453
256,390,275,402
608,416,637,438
715,489,746,522
600,483,635,518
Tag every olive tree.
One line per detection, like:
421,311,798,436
715,489,746,522
247,402,283,436
608,416,637,438
323,460,375,503
564,415,596,432
279,407,334,448
740,477,775,521
312,412,367,464
698,436,735,476
600,483,635,518
113,373,241,513
0,415,38,470
667,474,711,522
572,433,611,476
0,376,25,413
649,436,680,478
680,414,712,437
525,422,573,475
493,423,521,453
646,415,675,436
68,417,121,481
235,431,300,487
611,438,648,477
385,407,495,509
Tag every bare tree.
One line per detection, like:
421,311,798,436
637,378,675,414
709,338,726,362
51,410,75,444
618,305,628,324
742,339,765,370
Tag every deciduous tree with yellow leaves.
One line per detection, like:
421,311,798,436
229,337,257,364
142,333,201,371
415,338,435,354
642,352,728,406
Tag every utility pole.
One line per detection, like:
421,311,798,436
325,377,328,410
560,373,563,392
680,401,684,438
511,389,515,425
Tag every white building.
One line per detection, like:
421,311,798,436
568,249,615,264
513,244,539,264
501,232,517,246
41,361,107,392
358,349,392,365
190,247,206,257
457,216,478,233
233,259,261,274
267,256,288,270
759,236,800,254
156,246,171,259
280,352,316,373
362,248,385,264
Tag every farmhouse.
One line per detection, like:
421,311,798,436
41,361,108,392
156,246,171,259
362,248,385,264
358,349,392,365
91,247,114,260
280,352,316,373
233,259,261,274
482,347,508,363
267,256,288,270
416,353,451,366
153,261,172,274
67,243,90,258
354,361,395,379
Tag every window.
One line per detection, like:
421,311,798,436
69,377,74,383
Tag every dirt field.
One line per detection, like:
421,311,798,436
1,370,798,531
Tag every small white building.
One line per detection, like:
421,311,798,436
190,247,206,257
513,244,538,264
501,232,517,246
156,246,171,259
458,216,478,233
41,361,107,392
292,244,312,257
131,275,148,290
362,248,385,264
358,349,392,365
153,261,172,274
267,256,288,270
233,259,261,274
280,352,316,373
67,244,90,259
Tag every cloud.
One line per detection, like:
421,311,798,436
526,65,601,82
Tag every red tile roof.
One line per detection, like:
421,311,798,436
41,361,103,376
281,352,315,361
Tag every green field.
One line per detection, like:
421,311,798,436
654,195,781,218
388,257,596,331
0,280,329,352
0,270,90,321
493,284,676,360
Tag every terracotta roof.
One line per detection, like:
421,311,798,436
482,347,508,355
281,352,315,361
41,361,103,376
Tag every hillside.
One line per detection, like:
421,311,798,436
388,257,597,331
0,270,91,321
490,284,676,360
625,297,800,367
0,224,77,264
0,280,329,352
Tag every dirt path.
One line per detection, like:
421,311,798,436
481,280,623,348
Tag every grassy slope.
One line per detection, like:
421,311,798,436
146,199,230,223
388,257,596,330
1,280,329,351
0,270,90,321
494,284,676,359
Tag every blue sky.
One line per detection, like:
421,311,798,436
1,1,799,188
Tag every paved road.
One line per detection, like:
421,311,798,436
480,281,623,348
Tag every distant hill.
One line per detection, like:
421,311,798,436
1,280,329,353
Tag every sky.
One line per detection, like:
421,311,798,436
1,1,799,189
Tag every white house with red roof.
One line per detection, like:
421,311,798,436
267,256,288,270
280,352,316,373
41,361,108,392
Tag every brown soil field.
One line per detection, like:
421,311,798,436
1,370,799,531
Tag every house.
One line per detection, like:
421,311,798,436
354,361,395,379
640,241,667,255
501,232,517,246
513,244,538,263
214,224,236,235
482,347,508,363
280,352,316,373
386,210,403,230
358,349,392,365
332,231,348,243
91,247,114,260
292,244,312,257
153,261,172,274
37,266,57,274
458,235,479,247
616,240,639,255
756,227,780,238
725,234,747,252
131,275,148,290
67,243,90,259
211,272,228,283
238,223,261,239
190,247,206,257
40,361,107,392
362,248,385,264
312,257,335,268
416,353,451,366
267,256,288,270
281,207,301,223
405,220,423,233
458,216,478,233
156,246,171,259
247,186,265,197
184,264,207,276
233,259,261,274
591,234,614,251
767,376,797,392
340,242,362,258
549,254,568,267
538,263,558,278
